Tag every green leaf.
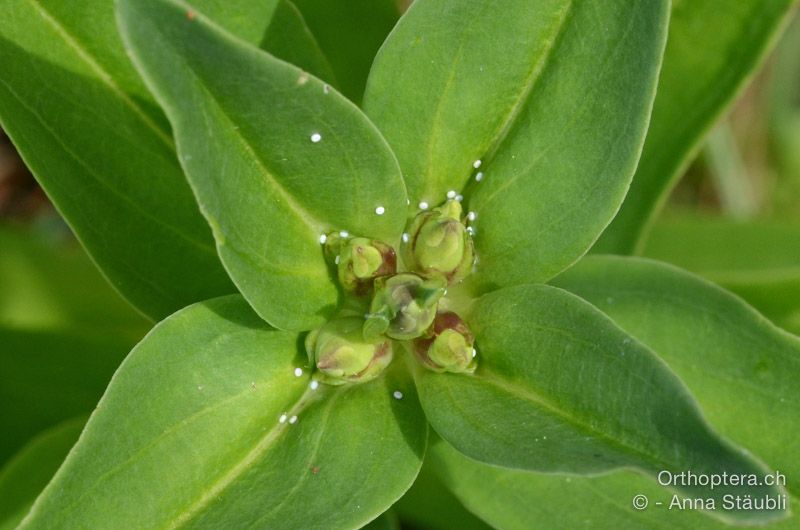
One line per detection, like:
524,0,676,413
361,510,400,530
21,296,426,529
292,0,401,103
643,214,800,272
0,326,134,464
0,0,335,320
363,0,668,288
642,214,800,334
394,455,493,530
259,0,338,85
431,440,800,530
0,417,84,530
593,0,796,254
0,0,235,320
428,256,800,528
0,224,147,463
118,0,408,331
184,0,335,83
415,284,785,523
553,255,800,497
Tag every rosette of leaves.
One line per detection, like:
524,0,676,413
0,0,797,528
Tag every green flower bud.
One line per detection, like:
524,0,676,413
413,311,476,373
337,237,396,295
404,200,474,284
364,273,446,341
305,317,393,385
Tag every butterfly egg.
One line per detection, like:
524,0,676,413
475,172,484,182
446,190,456,199
467,211,477,221
472,159,482,169
375,206,385,215
419,201,429,210
393,390,404,400
310,132,322,143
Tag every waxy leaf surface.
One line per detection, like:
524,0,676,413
364,0,668,288
553,256,800,497
0,0,334,320
429,256,800,527
594,0,796,254
21,296,426,529
118,0,408,331
415,284,783,522
431,441,798,529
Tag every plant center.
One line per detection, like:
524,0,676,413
306,199,477,384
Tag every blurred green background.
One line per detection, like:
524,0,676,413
639,10,800,335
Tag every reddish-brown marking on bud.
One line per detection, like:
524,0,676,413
186,10,196,21
353,245,396,297
413,311,475,373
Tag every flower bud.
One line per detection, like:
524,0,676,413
338,238,396,294
364,273,446,341
324,234,396,295
305,317,393,385
413,311,476,373
404,200,474,284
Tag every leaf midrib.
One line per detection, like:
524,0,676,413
475,1,641,211
420,1,574,202
140,0,327,235
472,0,574,180
166,386,338,529
466,368,673,473
0,77,219,257
41,349,290,522
241,391,339,529
189,80,326,234
26,0,174,148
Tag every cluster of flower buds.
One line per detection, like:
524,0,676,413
309,198,478,384
305,316,393,385
402,200,474,284
413,311,476,374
